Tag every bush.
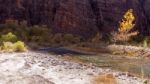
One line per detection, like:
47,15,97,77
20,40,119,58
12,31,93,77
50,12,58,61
131,36,150,47
141,37,150,47
91,33,102,43
13,41,27,52
5,19,19,30
0,32,18,43
0,19,86,47
50,33,82,45
30,25,50,36
63,34,81,44
51,33,63,44
1,41,27,52
0,20,53,44
63,34,74,42
29,25,52,43
1,42,14,52
0,32,27,52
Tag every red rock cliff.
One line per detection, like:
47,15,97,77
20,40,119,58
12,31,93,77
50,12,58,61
0,0,149,37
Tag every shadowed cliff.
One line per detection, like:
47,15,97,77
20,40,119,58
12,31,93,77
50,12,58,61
0,0,150,37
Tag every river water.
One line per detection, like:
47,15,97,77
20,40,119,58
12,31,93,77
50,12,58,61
74,54,150,78
39,47,150,78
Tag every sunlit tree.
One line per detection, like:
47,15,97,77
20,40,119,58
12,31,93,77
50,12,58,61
112,9,138,43
119,9,135,33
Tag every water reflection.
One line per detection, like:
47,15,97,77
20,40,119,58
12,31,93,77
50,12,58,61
74,54,150,78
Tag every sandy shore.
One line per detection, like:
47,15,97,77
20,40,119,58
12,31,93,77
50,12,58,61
0,51,144,84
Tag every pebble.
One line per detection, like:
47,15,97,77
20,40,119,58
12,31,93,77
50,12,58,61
87,73,94,76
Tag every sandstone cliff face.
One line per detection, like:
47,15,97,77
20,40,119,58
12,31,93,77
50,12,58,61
0,0,150,37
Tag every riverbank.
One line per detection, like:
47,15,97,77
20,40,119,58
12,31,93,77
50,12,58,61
65,44,150,58
0,51,145,84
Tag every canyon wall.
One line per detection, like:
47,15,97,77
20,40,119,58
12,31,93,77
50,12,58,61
0,0,150,37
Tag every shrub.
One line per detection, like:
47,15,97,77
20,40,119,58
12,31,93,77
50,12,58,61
5,19,19,30
63,34,74,42
20,20,28,28
0,32,27,52
131,36,150,47
63,34,81,44
30,25,50,36
141,37,150,47
0,32,18,43
51,33,63,44
1,42,14,52
13,41,27,52
51,33,82,45
73,36,82,44
29,25,52,43
91,33,102,43
1,41,27,52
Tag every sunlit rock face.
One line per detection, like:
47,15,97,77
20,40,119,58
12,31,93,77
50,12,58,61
0,0,150,37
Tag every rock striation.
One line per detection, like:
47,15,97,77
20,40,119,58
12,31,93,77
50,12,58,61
0,0,150,37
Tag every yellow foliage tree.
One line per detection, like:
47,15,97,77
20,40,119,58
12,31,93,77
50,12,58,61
112,9,138,43
119,9,135,33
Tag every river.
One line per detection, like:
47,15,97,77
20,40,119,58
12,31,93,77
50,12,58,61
39,47,150,78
